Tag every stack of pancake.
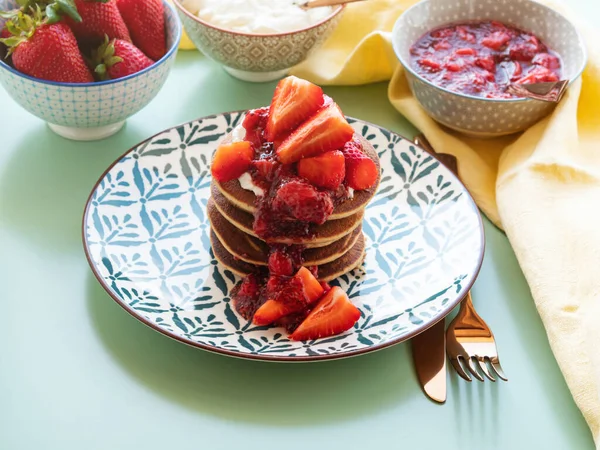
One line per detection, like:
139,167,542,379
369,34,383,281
208,135,380,282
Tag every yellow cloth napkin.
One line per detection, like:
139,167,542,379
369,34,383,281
291,0,600,445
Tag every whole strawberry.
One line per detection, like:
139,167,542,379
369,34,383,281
116,0,166,61
0,9,94,83
65,0,130,46
92,35,153,80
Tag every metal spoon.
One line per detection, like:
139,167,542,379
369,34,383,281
296,0,367,10
507,80,569,103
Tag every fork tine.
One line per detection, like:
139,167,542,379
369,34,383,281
465,356,485,382
476,358,496,382
489,358,508,381
450,356,472,382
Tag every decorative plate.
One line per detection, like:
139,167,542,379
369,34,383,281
83,113,485,362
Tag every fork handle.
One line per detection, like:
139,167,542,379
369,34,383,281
456,292,491,336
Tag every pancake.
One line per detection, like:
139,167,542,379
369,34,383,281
213,133,381,220
210,184,364,247
208,198,362,266
211,230,366,282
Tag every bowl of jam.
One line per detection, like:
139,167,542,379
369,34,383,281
392,0,587,137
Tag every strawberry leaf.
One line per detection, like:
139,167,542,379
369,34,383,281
55,0,82,22
0,9,19,19
45,3,60,23
0,36,21,47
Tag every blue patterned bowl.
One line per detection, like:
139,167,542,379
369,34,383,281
392,0,587,137
0,0,182,141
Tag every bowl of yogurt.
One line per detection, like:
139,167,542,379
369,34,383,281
173,0,344,82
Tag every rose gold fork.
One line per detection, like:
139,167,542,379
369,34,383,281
446,292,508,382
414,134,508,383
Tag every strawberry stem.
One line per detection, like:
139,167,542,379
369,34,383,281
91,35,124,81
0,7,42,56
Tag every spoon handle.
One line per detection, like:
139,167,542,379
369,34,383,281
300,0,366,9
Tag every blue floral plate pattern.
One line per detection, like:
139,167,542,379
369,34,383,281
83,113,485,361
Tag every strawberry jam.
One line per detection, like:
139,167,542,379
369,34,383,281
230,272,267,321
224,78,371,338
242,105,348,242
410,21,562,99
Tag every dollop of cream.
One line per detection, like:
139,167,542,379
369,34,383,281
230,123,246,142
238,172,265,197
347,187,354,199
183,0,333,34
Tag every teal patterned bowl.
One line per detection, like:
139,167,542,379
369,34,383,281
0,0,182,141
83,113,485,362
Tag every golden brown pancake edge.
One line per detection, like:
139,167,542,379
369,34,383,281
208,198,363,266
210,183,364,247
210,230,366,282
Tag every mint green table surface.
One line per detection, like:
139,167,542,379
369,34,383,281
1,2,597,447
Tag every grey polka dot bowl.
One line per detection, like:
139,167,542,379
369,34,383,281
172,0,343,83
392,0,587,138
0,0,182,141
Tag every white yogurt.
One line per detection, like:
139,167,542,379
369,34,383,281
230,123,246,142
183,0,333,34
238,172,265,196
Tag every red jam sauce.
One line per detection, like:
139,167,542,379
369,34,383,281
231,108,345,325
241,106,350,242
409,21,562,99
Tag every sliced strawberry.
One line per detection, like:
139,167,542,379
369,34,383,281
265,76,324,142
296,267,324,304
455,47,476,56
253,267,323,326
444,60,463,72
276,103,354,164
481,31,511,51
515,66,559,84
290,286,360,341
297,150,345,190
342,140,378,190
475,55,495,72
253,299,295,326
418,58,442,71
433,40,451,51
253,275,305,326
211,141,254,182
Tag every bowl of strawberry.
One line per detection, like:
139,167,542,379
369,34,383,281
0,0,182,141
392,0,586,137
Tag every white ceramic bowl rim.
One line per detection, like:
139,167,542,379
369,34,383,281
172,0,343,38
392,0,588,103
0,0,182,88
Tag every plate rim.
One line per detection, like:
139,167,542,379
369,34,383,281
82,112,486,362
